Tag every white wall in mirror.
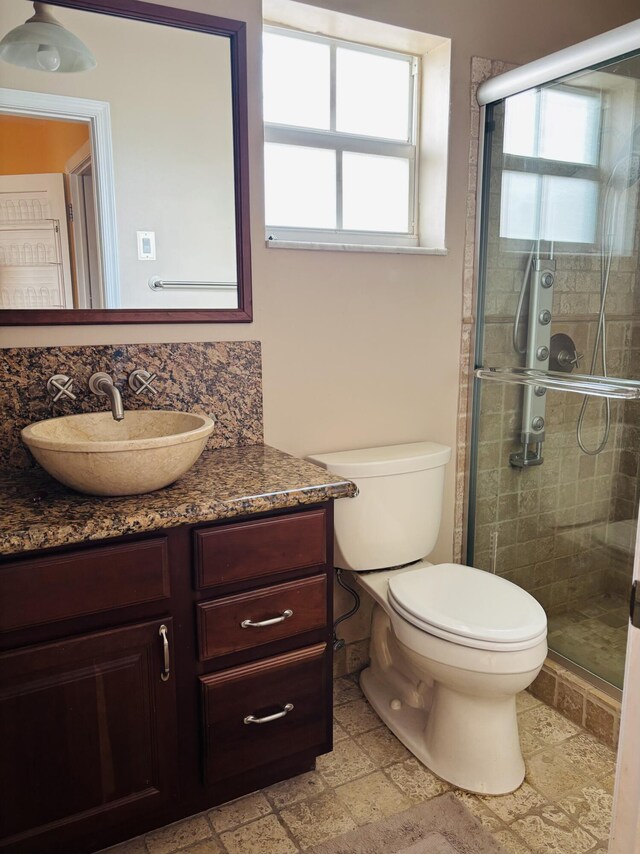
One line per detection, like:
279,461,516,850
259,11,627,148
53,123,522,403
0,0,238,310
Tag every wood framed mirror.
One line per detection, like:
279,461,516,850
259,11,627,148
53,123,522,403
0,0,252,324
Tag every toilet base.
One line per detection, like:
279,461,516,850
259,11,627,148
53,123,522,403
360,666,526,795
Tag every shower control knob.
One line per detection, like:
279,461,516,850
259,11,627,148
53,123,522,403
536,346,549,361
538,310,551,325
541,272,554,287
532,416,545,431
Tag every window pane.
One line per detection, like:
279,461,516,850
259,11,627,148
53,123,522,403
499,170,598,243
539,88,600,165
504,87,601,165
499,171,540,240
263,33,330,130
343,152,409,232
336,48,411,140
503,90,538,157
541,176,598,243
264,143,336,228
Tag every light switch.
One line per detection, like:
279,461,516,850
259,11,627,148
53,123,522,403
137,231,156,260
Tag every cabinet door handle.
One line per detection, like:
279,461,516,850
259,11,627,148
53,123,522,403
244,703,294,725
241,609,293,629
159,624,170,682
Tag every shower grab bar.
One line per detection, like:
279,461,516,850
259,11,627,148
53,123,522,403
148,277,236,291
475,367,640,400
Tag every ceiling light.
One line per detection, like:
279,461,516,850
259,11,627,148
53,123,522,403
0,2,96,73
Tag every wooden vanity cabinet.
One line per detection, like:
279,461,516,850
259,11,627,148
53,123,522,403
0,503,335,854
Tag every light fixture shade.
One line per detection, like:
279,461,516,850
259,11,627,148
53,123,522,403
0,3,96,73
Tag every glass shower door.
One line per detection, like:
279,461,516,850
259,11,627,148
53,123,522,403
469,50,640,691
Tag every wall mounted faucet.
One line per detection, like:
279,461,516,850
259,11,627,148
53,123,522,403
89,372,124,421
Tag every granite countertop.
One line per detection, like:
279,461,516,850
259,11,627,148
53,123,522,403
0,445,356,556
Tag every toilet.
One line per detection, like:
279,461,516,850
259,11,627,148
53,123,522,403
308,441,547,796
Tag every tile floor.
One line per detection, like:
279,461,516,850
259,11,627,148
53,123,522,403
548,592,629,689
104,675,617,854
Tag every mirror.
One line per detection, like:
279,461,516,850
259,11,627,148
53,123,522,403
0,0,252,324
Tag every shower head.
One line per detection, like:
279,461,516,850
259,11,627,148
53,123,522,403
626,152,640,188
609,146,640,191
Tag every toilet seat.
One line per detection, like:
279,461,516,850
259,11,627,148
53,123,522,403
387,563,547,652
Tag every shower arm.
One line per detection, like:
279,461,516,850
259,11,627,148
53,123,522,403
475,366,640,400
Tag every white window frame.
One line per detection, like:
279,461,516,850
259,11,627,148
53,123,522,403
264,26,420,247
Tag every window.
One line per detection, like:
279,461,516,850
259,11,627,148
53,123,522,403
499,86,602,246
263,27,419,246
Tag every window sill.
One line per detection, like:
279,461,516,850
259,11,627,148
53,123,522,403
265,240,447,255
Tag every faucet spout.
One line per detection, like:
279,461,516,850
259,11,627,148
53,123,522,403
89,372,125,421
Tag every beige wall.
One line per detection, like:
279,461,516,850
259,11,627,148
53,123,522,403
1,0,638,567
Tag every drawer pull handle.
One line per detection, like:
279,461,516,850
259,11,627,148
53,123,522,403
241,609,293,629
159,624,170,682
244,703,294,725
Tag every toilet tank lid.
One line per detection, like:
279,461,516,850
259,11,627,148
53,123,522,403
307,442,451,477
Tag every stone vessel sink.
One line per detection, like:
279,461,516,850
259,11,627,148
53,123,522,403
21,410,215,496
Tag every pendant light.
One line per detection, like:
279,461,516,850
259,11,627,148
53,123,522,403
0,2,96,73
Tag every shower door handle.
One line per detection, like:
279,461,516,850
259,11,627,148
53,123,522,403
475,367,640,400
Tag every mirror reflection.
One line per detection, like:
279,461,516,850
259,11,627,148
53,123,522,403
0,0,239,311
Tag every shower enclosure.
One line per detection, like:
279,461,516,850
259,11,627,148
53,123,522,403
468,42,640,693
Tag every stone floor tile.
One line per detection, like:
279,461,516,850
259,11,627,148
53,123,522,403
451,791,505,833
279,791,357,849
264,771,326,810
524,751,586,800
598,771,616,795
103,837,147,854
511,804,597,854
332,698,382,735
479,781,546,823
332,676,363,707
209,792,272,833
518,704,581,748
182,841,224,853
146,816,213,854
354,726,412,767
492,829,533,854
316,738,376,787
332,719,349,743
384,757,451,802
219,814,297,854
554,733,617,778
516,691,541,714
557,784,614,841
519,727,546,757
334,771,410,825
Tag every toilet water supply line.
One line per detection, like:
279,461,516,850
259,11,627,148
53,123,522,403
333,569,360,651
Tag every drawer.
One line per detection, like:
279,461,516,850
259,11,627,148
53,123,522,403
197,574,327,660
200,643,329,783
194,509,326,590
0,538,170,633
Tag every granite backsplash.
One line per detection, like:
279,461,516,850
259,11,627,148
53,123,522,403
0,341,263,470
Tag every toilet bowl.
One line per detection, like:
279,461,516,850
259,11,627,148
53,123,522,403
308,442,548,795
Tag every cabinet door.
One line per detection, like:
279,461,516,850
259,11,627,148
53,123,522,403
0,619,177,851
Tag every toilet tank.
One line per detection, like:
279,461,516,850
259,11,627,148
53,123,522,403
308,442,451,571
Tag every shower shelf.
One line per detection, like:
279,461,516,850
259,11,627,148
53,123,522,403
475,366,640,400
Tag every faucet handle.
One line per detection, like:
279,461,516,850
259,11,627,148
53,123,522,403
128,369,158,397
47,374,76,402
